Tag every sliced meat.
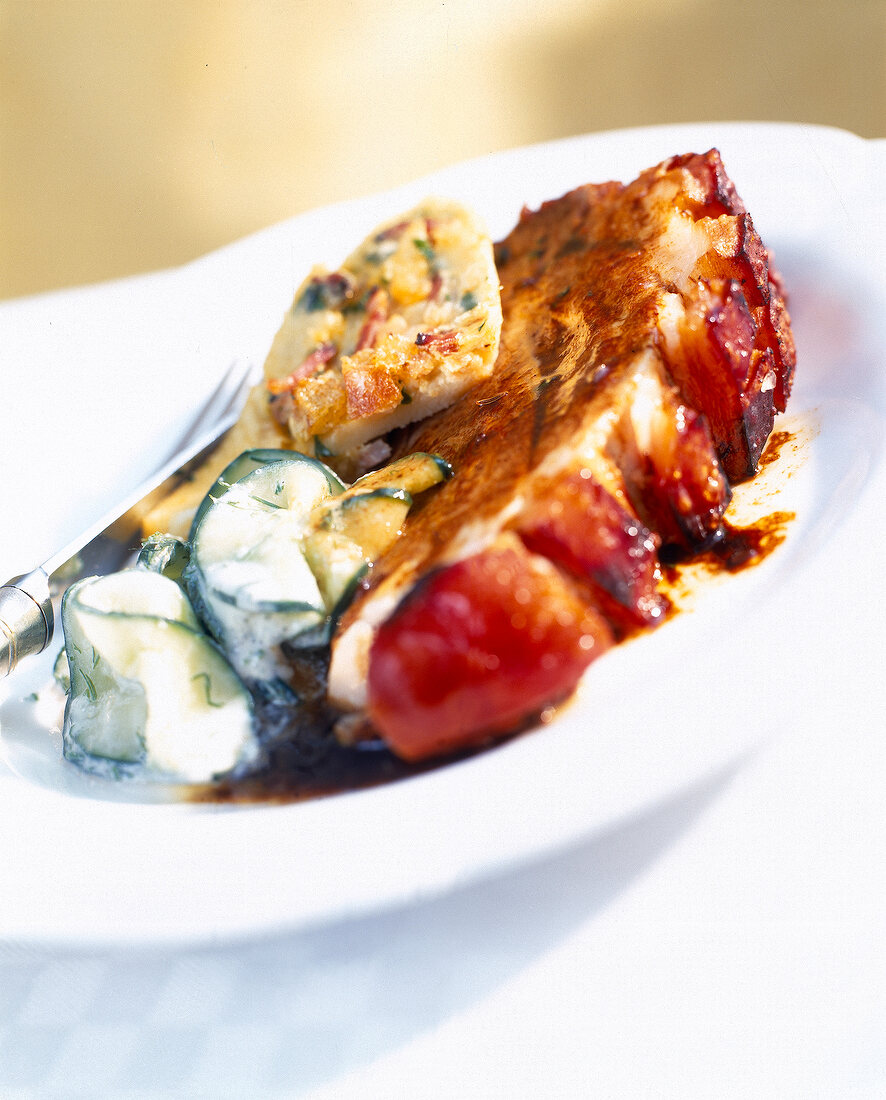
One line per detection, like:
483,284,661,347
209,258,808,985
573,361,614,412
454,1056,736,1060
328,150,795,760
612,349,732,554
655,150,796,478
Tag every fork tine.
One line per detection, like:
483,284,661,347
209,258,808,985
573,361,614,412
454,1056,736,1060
165,361,256,459
216,360,261,421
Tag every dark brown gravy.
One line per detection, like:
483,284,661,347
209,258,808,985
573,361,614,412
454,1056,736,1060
187,693,488,806
193,737,434,806
660,509,794,577
709,510,794,572
757,429,795,473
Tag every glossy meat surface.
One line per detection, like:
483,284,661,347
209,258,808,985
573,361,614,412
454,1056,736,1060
330,151,795,759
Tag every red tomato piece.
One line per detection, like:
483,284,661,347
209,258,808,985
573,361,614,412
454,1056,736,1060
367,541,613,761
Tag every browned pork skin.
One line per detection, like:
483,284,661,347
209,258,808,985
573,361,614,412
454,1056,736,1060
656,151,796,479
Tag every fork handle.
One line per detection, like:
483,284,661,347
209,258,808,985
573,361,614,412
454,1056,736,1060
0,569,53,679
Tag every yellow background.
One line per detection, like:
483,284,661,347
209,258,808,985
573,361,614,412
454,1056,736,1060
2,0,884,301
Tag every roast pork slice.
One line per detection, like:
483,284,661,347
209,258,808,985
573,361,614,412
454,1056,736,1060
326,150,795,759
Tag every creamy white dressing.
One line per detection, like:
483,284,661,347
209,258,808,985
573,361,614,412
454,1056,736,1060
61,572,258,783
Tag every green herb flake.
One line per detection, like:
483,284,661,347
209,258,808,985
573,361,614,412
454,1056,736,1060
250,494,285,510
459,290,478,312
79,669,98,703
26,692,39,703
192,672,224,708
296,281,327,312
413,238,436,266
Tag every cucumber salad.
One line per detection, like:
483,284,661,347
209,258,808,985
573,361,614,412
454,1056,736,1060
57,448,451,784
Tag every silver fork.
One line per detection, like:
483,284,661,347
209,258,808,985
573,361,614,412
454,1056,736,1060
0,360,257,679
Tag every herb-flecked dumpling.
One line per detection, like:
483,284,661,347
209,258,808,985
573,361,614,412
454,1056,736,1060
264,198,502,477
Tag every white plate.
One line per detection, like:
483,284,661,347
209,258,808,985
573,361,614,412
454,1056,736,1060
0,122,883,947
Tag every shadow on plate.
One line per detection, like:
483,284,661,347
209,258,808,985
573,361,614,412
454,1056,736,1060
0,756,745,1094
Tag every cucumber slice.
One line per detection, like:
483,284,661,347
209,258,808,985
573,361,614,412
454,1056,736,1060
61,570,256,783
186,455,337,685
188,448,344,540
301,453,452,613
303,488,412,612
343,452,452,498
53,645,70,693
137,533,190,583
186,449,452,685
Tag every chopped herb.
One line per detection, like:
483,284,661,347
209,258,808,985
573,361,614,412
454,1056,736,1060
459,290,478,312
296,272,352,312
296,281,327,312
91,647,100,668
192,672,224,708
413,238,437,267
250,495,285,510
400,390,413,405
27,692,39,703
79,669,98,702
364,234,400,265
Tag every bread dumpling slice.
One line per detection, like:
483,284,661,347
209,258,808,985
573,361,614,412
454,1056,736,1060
264,197,502,476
